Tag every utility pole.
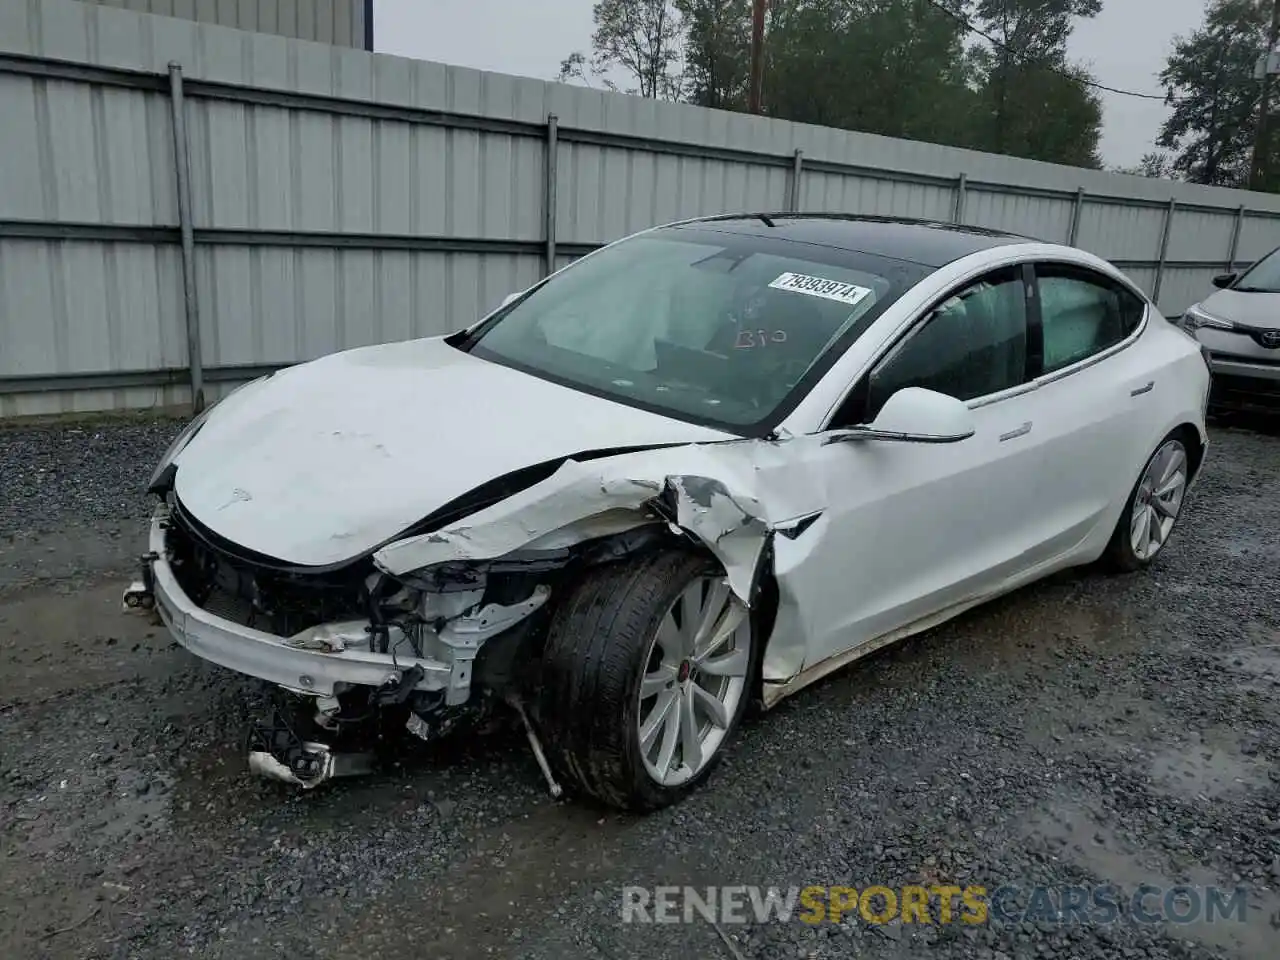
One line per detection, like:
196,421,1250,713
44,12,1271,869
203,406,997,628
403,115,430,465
748,0,767,114
1250,0,1280,189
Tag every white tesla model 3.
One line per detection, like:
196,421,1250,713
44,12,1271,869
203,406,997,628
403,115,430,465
128,215,1211,810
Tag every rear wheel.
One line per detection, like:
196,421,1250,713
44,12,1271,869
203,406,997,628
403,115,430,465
1104,433,1190,572
536,551,754,811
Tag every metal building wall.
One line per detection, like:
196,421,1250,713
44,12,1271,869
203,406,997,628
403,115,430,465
3,0,1280,417
73,0,372,49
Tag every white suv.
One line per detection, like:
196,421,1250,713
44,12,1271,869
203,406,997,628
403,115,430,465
1183,247,1280,410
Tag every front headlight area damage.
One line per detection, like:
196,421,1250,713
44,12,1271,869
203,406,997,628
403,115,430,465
139,454,774,793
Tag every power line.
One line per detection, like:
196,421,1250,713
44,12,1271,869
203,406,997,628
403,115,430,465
921,0,1183,103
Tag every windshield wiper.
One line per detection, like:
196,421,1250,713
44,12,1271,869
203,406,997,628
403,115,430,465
1231,285,1279,293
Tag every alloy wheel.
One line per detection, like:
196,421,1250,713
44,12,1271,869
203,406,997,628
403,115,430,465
1130,439,1188,561
636,576,751,787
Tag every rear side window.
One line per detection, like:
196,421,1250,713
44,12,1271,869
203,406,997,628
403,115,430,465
1036,265,1145,374
865,267,1029,418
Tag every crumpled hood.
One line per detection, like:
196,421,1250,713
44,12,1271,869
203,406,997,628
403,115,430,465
1200,288,1280,329
172,337,730,566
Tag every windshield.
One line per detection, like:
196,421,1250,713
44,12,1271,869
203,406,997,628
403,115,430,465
463,225,931,431
1234,247,1280,292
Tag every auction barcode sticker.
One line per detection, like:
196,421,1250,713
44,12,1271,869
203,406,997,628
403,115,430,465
768,272,873,306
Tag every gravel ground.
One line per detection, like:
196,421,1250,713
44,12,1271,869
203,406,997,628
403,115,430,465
1,413,1279,960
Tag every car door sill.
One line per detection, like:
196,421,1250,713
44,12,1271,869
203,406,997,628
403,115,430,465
760,550,1083,709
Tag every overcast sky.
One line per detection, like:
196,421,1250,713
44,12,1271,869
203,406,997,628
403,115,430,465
374,0,1210,169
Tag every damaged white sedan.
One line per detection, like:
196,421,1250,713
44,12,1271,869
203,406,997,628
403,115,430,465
125,214,1210,810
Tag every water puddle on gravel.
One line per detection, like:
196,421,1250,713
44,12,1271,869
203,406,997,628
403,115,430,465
958,584,1145,673
12,765,173,859
1216,623,1280,695
1148,740,1268,799
1020,799,1280,959
1219,528,1280,561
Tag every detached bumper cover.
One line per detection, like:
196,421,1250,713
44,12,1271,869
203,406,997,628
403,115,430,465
144,509,452,696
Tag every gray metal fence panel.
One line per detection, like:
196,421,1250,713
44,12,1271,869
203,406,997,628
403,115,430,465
556,144,794,244
964,190,1075,243
74,0,369,48
3,0,1280,417
183,101,545,238
0,238,186,374
192,246,544,367
0,74,176,224
1237,215,1280,263
802,172,955,222
1075,203,1167,262
1165,208,1237,264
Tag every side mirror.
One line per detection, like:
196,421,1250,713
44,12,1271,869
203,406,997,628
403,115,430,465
1211,272,1237,289
825,387,976,445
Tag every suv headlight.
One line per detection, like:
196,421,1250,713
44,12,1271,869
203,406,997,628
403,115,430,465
1183,304,1235,331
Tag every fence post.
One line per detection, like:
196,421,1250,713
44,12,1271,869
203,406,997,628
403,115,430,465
789,149,804,212
1227,204,1245,271
952,173,967,224
544,114,558,276
168,62,204,414
1152,198,1176,305
1068,187,1085,245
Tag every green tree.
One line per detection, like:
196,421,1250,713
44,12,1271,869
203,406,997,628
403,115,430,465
1156,0,1270,188
968,51,1103,165
558,0,686,99
1111,152,1176,178
765,0,978,143
971,0,1101,57
555,0,1106,170
675,0,753,109
967,0,1104,164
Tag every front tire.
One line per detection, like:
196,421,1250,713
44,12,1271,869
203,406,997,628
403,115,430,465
1104,432,1190,572
536,550,754,811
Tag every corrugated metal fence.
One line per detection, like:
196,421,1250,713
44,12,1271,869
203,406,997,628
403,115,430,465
75,0,373,50
3,0,1280,417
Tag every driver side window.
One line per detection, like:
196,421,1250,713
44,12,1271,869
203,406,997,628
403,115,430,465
865,267,1029,419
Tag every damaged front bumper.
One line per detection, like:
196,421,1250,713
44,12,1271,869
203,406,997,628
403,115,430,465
127,449,789,792
133,507,466,699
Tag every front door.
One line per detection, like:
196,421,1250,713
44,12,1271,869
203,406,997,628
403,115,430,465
764,266,1046,679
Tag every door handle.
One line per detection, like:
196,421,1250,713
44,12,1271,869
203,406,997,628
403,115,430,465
999,421,1032,442
1130,381,1155,396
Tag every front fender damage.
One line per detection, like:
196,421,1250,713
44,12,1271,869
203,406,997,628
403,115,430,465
239,442,812,793
373,453,771,604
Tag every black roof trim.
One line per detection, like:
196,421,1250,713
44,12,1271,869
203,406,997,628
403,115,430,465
668,213,1037,267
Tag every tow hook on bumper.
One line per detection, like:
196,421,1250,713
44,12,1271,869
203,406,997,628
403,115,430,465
122,554,159,611
246,709,374,789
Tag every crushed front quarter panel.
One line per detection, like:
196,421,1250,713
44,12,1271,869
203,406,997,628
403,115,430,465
374,441,823,609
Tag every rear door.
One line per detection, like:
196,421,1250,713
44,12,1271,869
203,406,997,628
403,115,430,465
1012,262,1156,564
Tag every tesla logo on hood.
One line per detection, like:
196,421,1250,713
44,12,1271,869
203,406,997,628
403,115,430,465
217,487,254,511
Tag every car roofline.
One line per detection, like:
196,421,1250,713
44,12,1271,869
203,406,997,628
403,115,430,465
666,211,1038,243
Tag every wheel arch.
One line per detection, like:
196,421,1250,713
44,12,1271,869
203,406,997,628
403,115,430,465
1173,421,1207,481
744,536,781,711
657,532,781,712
